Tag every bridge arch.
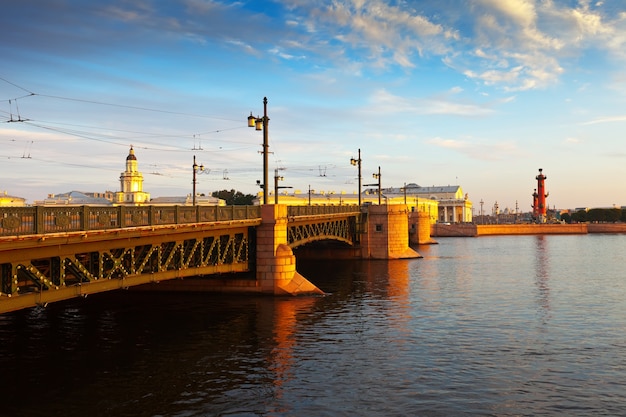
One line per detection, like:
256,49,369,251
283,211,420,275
287,217,357,249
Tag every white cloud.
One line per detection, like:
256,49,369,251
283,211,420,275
581,115,626,125
564,137,581,144
427,136,523,161
369,89,494,117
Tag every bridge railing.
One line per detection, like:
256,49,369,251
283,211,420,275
287,205,361,217
0,205,262,237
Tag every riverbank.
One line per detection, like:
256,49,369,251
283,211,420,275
431,223,626,237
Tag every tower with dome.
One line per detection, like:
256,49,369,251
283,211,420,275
115,146,150,205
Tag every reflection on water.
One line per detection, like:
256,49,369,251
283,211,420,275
1,235,626,416
534,235,552,323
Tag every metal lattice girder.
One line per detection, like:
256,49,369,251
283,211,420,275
288,216,357,247
0,221,258,313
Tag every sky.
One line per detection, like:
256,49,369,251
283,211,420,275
1,0,626,211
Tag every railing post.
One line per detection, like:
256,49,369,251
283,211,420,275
35,206,44,234
119,206,126,228
81,205,89,231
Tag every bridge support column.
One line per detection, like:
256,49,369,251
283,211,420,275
409,210,438,245
257,205,324,295
363,205,421,259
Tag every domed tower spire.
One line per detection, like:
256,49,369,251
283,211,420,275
125,145,138,173
116,145,150,205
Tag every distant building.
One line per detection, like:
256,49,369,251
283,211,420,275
0,191,27,207
254,187,442,224
150,194,225,206
36,190,113,206
115,146,150,205
84,191,116,201
376,183,472,223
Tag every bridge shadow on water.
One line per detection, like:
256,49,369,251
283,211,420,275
0,251,419,417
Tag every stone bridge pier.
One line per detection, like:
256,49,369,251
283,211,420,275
361,204,422,259
256,205,325,296
257,204,421,295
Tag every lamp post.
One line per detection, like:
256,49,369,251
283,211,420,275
350,149,362,207
403,182,407,205
192,155,204,206
274,168,292,204
364,166,382,205
248,97,269,205
480,198,484,224
308,184,314,206
373,166,381,205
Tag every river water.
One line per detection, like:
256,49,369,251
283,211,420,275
1,234,626,416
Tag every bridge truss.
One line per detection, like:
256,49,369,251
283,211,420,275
0,220,259,313
287,214,359,248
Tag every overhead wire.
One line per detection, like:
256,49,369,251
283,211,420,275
0,76,301,191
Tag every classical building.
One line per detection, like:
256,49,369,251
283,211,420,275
257,182,473,224
150,195,225,206
379,184,473,223
115,146,150,205
0,191,26,206
254,189,441,224
36,191,113,206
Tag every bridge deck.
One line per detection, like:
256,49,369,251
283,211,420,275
0,205,362,313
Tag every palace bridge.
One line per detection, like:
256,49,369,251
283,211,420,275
0,204,429,314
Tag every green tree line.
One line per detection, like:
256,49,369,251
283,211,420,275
211,189,255,205
561,208,626,223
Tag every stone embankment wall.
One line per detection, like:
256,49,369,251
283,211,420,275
477,224,587,235
587,223,626,233
430,223,626,237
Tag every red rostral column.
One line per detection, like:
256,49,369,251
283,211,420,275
532,188,539,218
535,168,548,222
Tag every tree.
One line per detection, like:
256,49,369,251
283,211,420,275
571,210,587,223
587,208,621,223
560,212,571,223
212,189,255,205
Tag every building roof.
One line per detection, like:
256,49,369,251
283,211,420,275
0,191,27,206
150,195,225,206
364,184,462,196
39,191,113,205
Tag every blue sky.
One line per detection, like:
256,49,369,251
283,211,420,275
1,0,625,210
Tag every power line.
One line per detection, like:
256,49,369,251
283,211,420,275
1,76,242,122
35,93,242,121
0,76,34,94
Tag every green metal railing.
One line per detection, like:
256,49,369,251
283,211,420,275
287,205,361,217
0,205,262,237
0,205,363,237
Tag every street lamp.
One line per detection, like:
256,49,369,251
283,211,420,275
248,97,269,205
192,155,205,206
274,168,292,204
373,166,381,205
308,184,314,206
403,182,407,205
350,149,362,207
480,198,484,224
364,166,382,205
